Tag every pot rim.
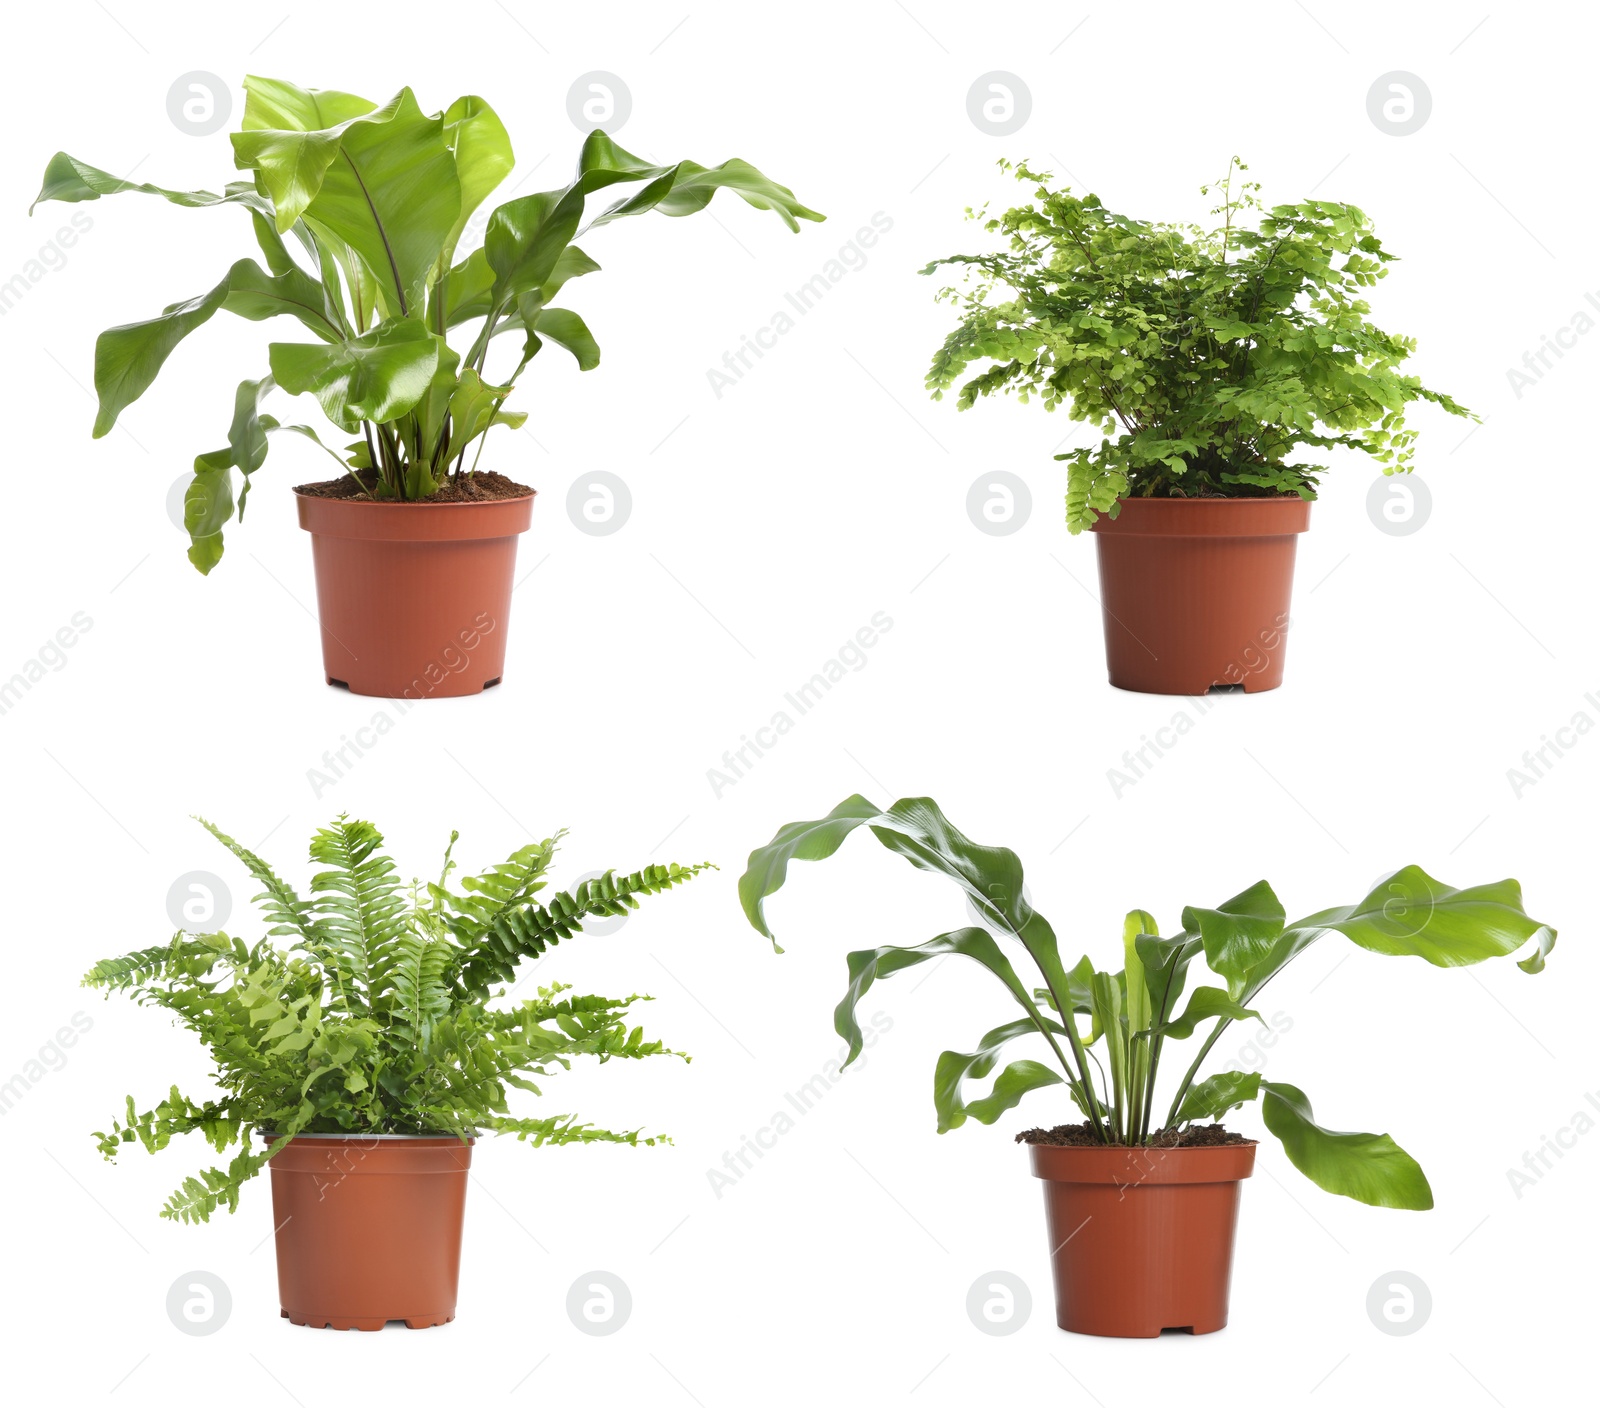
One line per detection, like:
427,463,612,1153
1090,493,1311,539
1021,1138,1260,1151
1027,1139,1258,1185
1110,493,1307,505
291,486,536,507
257,1129,478,1142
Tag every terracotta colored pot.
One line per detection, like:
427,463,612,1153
295,491,535,698
1030,1141,1256,1337
267,1133,473,1330
1090,497,1310,694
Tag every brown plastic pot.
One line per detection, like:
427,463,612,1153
267,1133,473,1330
1090,497,1310,694
295,490,535,698
1030,1141,1256,1337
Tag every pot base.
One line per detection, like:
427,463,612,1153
1056,1312,1229,1339
282,1310,456,1332
325,673,504,696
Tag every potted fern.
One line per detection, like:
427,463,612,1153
85,816,710,1331
33,76,821,697
923,159,1470,694
740,794,1555,1337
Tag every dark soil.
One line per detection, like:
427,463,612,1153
1016,1121,1255,1148
294,470,534,503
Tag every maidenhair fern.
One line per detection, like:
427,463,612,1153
923,159,1474,531
84,816,711,1222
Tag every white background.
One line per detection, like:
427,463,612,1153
1,1,1594,1403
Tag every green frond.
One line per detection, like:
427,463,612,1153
482,1114,669,1147
454,861,716,1000
159,1139,281,1223
197,817,317,942
306,816,408,1012
433,832,563,941
81,933,236,991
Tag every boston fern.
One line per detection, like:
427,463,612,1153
923,159,1471,531
83,817,711,1223
31,75,821,571
740,795,1555,1209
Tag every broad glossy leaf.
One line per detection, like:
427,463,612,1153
1241,867,1557,1000
1175,1069,1261,1123
739,795,1080,1019
220,257,342,341
230,76,377,230
460,245,601,334
432,248,497,329
1122,909,1156,1036
302,88,459,315
229,125,345,231
578,132,825,232
1033,953,1102,1043
93,257,342,436
270,318,438,430
1183,879,1286,998
960,1060,1064,1129
1153,986,1261,1040
1136,932,1202,1023
440,95,513,265
1090,969,1126,1098
531,307,599,370
239,75,375,132
934,1016,1068,1132
93,272,232,437
485,189,584,309
481,126,816,313
30,154,271,216
184,459,236,576
185,378,342,573
250,210,299,276
835,927,1044,1066
1261,1080,1433,1210
544,244,601,300
237,86,460,317
414,338,462,471
443,366,513,463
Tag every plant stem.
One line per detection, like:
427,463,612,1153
1163,1017,1234,1129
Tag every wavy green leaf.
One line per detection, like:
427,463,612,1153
270,318,439,429
530,307,600,370
1153,986,1261,1040
30,154,271,216
1261,1080,1433,1210
1183,879,1286,998
1241,867,1558,1001
1176,1069,1261,1123
837,927,1045,1069
933,1016,1068,1132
